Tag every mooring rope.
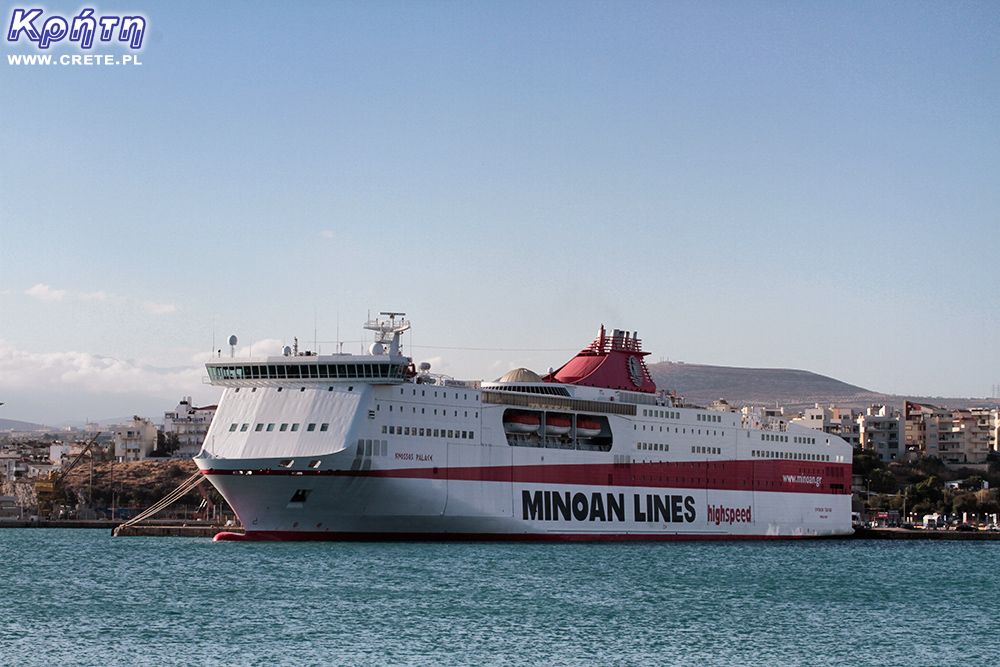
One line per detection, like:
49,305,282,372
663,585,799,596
113,471,205,534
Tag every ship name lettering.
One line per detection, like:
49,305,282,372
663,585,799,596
521,490,696,523
521,490,626,522
393,452,433,462
633,494,696,523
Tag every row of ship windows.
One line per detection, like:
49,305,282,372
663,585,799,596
400,388,477,402
234,387,354,393
637,443,722,456
752,449,829,462
229,422,329,433
638,424,725,438
210,362,408,381
640,409,724,425
761,433,816,444
356,439,388,457
382,425,476,440
642,409,680,418
616,456,723,468
382,404,478,418
630,477,834,488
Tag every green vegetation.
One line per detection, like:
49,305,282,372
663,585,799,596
856,449,1000,523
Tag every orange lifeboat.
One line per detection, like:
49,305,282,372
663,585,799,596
544,416,571,436
503,413,540,434
576,418,601,438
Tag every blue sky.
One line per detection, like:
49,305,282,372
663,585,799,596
2,1,998,425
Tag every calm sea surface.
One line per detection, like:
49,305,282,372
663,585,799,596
1,529,997,666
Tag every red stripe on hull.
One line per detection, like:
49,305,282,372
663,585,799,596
203,460,851,495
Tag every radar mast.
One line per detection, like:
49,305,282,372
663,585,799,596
364,312,410,356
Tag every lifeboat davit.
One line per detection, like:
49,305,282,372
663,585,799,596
544,416,572,436
504,414,540,434
576,419,601,438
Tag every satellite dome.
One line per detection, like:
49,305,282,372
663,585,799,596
498,368,543,384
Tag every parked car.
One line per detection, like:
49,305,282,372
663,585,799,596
955,524,976,532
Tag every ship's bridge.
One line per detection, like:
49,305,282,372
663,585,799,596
205,355,410,386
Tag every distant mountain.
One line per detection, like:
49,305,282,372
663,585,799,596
0,418,51,432
647,362,994,414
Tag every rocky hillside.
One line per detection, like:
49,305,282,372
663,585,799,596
60,458,204,508
647,362,993,413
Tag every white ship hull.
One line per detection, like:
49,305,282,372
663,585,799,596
195,318,853,541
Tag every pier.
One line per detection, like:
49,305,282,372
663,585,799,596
0,518,242,538
852,527,1000,541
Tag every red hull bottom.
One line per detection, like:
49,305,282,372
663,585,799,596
214,530,852,542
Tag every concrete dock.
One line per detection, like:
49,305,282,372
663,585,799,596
0,518,242,538
853,527,1000,541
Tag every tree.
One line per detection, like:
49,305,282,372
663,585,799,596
853,449,885,478
960,475,985,491
915,475,943,505
150,432,181,458
911,499,936,519
952,493,978,521
979,498,999,522
911,457,946,476
869,468,897,494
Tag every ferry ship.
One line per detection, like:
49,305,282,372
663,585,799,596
195,314,853,541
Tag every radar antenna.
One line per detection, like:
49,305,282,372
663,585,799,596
364,312,410,356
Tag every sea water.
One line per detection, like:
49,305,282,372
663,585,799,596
1,529,997,667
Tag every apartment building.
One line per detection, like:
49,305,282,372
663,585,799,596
904,402,995,464
162,396,217,456
858,405,903,462
112,417,158,462
790,405,861,447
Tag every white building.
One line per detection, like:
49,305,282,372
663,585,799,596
163,397,217,457
49,444,71,465
112,417,158,462
790,405,861,447
858,405,903,462
0,455,27,483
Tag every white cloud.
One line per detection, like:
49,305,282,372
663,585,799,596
200,338,288,359
0,339,205,397
79,291,110,301
25,283,67,301
144,301,178,315
0,340,225,424
239,338,286,357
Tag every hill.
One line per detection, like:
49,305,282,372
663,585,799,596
0,418,51,432
647,362,994,414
